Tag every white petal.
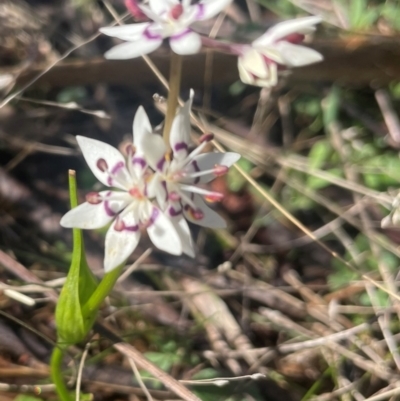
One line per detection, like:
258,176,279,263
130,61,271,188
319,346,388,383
139,133,167,172
104,207,141,272
275,41,323,67
253,16,321,46
61,203,106,230
238,55,278,87
196,0,232,20
133,106,152,147
171,216,195,257
100,23,151,41
147,174,168,208
240,49,269,79
170,30,201,55
183,194,226,228
238,57,255,85
76,136,130,190
189,152,240,183
149,0,178,15
104,39,162,59
60,192,129,229
170,90,193,160
147,207,183,255
149,0,166,14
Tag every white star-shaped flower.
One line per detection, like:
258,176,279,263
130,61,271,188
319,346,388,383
139,91,240,248
100,0,232,58
60,108,183,272
238,16,323,87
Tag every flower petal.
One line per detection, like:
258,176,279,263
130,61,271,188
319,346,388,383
146,207,183,255
238,55,278,87
239,49,270,79
275,41,323,67
196,0,232,20
253,16,321,46
60,197,123,231
183,194,226,228
169,90,193,160
149,0,178,15
133,106,152,147
170,30,201,55
100,23,151,41
238,56,255,85
171,216,195,257
104,206,141,272
188,152,240,183
103,39,162,59
76,136,130,190
138,133,167,172
147,174,168,208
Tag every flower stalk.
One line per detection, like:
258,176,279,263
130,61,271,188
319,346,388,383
163,52,182,147
51,346,73,401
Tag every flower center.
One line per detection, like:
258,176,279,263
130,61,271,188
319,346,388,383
129,187,144,199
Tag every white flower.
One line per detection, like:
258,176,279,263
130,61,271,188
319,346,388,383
100,0,232,58
139,91,240,246
60,108,183,272
238,16,323,87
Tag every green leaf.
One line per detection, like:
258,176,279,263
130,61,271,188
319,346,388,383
13,396,44,401
322,86,341,128
308,140,332,169
55,171,98,345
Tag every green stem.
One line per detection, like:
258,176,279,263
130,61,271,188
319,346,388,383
51,346,73,401
81,265,123,317
163,52,182,147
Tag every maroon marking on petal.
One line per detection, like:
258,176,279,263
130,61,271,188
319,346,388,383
147,207,160,227
194,4,204,19
144,26,163,40
124,223,139,232
170,4,183,20
97,158,108,172
171,28,192,41
111,161,125,175
132,156,146,169
168,205,182,217
174,141,189,153
156,157,166,172
161,181,169,202
199,133,214,143
86,192,102,204
191,160,200,184
104,200,117,217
